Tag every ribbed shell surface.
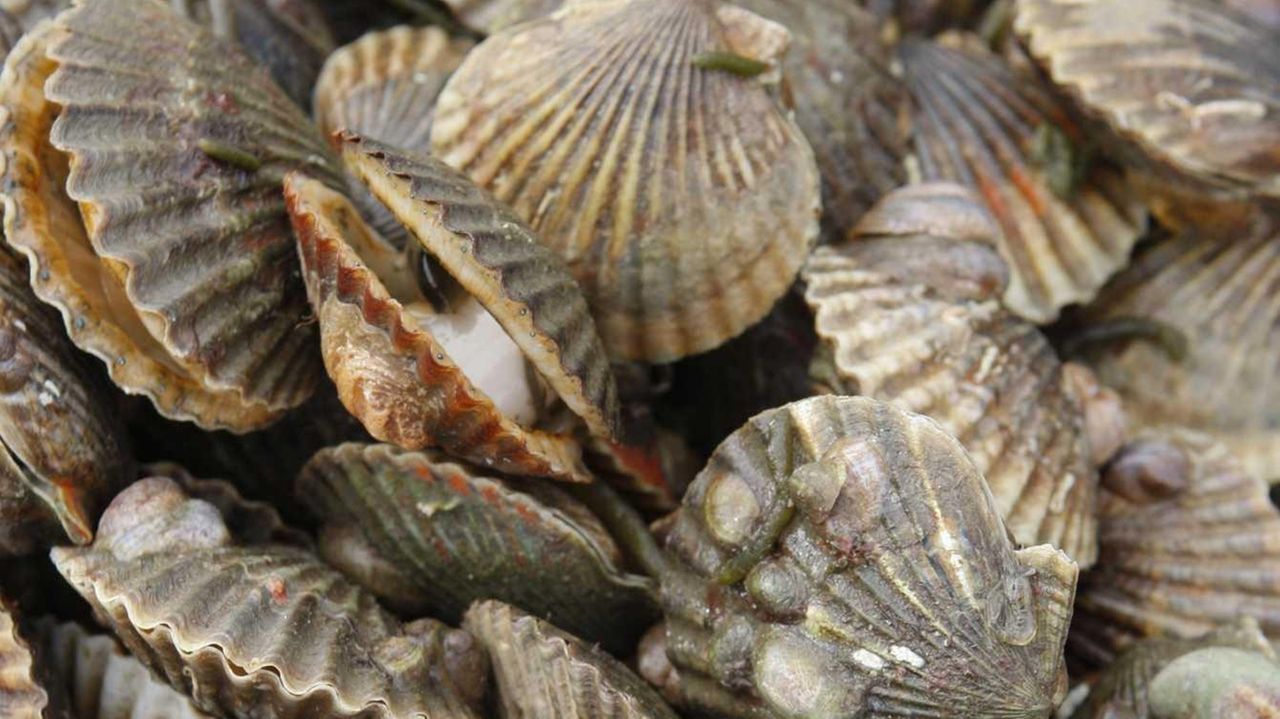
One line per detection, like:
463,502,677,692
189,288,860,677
900,36,1146,322
430,0,822,362
0,600,47,719
440,0,565,32
661,396,1077,718
464,600,679,719
1014,0,1280,200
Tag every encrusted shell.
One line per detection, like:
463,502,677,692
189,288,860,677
660,395,1078,718
1014,0,1280,200
0,0,340,431
464,599,679,719
803,183,1099,567
899,35,1146,322
430,0,821,362
297,443,658,653
1070,428,1280,666
0,598,47,719
1075,213,1280,481
50,477,488,719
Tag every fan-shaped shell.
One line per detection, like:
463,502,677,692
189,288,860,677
1014,0,1280,200
1146,645,1280,718
297,443,658,653
0,599,48,719
464,599,679,719
1070,428,1280,667
430,0,821,362
50,477,487,719
803,183,1099,567
440,0,563,32
899,35,1146,322
1075,213,1280,481
660,395,1078,718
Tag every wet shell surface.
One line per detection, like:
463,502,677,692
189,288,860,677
0,0,340,431
464,599,679,719
0,243,132,556
1070,428,1280,667
0,598,47,719
803,183,1099,567
50,477,488,719
899,35,1146,322
297,443,658,654
430,0,821,362
1014,0,1280,200
660,395,1078,718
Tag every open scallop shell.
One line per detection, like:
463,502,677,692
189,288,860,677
1014,0,1280,201
899,35,1146,322
430,0,821,362
297,443,658,654
464,599,679,719
660,395,1078,718
51,477,488,719
1070,428,1280,667
0,0,339,431
803,183,1099,567
0,598,49,719
0,243,132,557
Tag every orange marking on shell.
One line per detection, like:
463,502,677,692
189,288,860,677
447,474,471,496
607,440,667,491
1008,164,1047,216
267,577,288,605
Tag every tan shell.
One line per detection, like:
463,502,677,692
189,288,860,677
440,0,564,32
51,477,488,719
0,0,62,30
1070,428,1280,667
430,0,821,362
0,1,340,431
0,598,47,719
464,599,679,719
660,395,1077,718
899,35,1147,322
803,183,1099,567
1146,645,1280,718
1014,0,1280,200
1075,213,1280,481
149,462,310,548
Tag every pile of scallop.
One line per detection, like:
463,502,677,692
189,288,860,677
0,0,1277,717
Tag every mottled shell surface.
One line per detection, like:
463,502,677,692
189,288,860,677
430,0,821,362
1076,214,1280,481
297,443,658,653
1014,0,1280,200
1071,428,1280,667
50,477,487,719
900,35,1146,322
661,395,1078,718
803,183,1099,567
1146,645,1280,718
464,600,679,719
0,243,131,556
0,599,47,719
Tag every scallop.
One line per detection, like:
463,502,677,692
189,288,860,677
284,133,619,482
803,183,1100,567
430,0,821,362
0,598,47,719
899,34,1147,323
50,476,488,719
0,0,343,431
1146,645,1280,718
439,0,562,32
660,395,1078,718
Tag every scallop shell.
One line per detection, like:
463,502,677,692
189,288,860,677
0,0,63,30
0,242,132,557
0,598,48,719
1075,213,1280,481
1014,0,1280,200
660,395,1078,718
148,462,310,548
297,443,659,653
0,10,21,59
464,599,679,719
1146,645,1280,718
430,0,822,362
1070,428,1280,667
899,35,1147,322
440,0,563,32
50,477,487,719
0,0,339,431
803,183,1099,567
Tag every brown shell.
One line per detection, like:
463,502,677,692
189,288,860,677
803,183,1099,567
0,598,48,719
1070,428,1280,667
51,477,487,719
440,0,563,32
464,599,679,719
148,462,310,548
1014,0,1280,200
430,0,821,362
0,243,132,556
1075,213,1280,481
297,443,659,654
899,35,1147,322
660,395,1077,718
